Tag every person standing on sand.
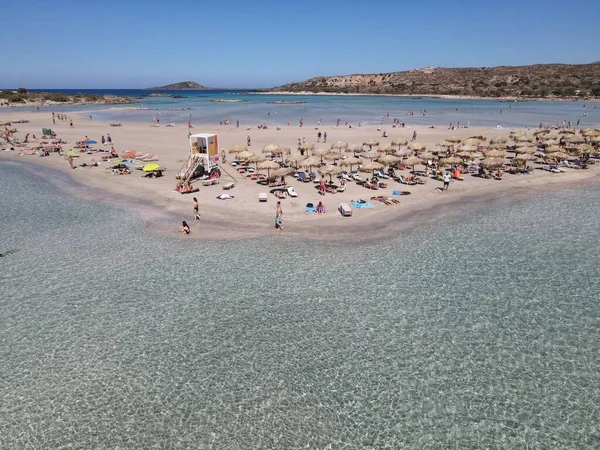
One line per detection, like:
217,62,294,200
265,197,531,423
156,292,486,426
70,120,73,128
247,134,251,146
193,197,201,221
412,130,417,141
68,155,74,169
323,132,327,143
275,201,283,230
443,171,451,191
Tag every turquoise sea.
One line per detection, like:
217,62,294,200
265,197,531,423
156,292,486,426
1,161,599,448
21,88,600,129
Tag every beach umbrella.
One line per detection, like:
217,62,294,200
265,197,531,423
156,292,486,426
323,150,344,162
575,143,594,154
298,156,322,170
284,155,307,169
445,136,462,143
468,134,487,141
262,144,281,154
419,152,438,161
258,159,281,177
438,140,457,148
514,153,536,163
440,156,462,166
457,144,478,152
361,161,384,173
513,134,534,143
361,150,380,160
484,149,506,158
404,155,423,173
319,164,342,183
312,147,330,164
330,141,348,152
345,143,363,155
408,142,426,151
489,137,508,145
582,129,600,137
592,136,600,144
378,154,400,166
534,151,546,158
514,146,537,154
363,139,380,150
236,150,254,160
142,163,161,172
340,157,363,171
546,151,570,161
229,144,247,154
563,135,585,144
480,157,505,169
533,129,551,136
541,139,560,146
273,167,296,177
545,145,563,153
463,138,482,146
394,148,412,157
248,154,267,167
456,151,475,158
299,143,315,153
391,138,408,147
558,129,575,134
377,144,395,154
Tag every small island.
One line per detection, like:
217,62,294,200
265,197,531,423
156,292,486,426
146,81,206,90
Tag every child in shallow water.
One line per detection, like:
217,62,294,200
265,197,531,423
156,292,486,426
181,221,190,235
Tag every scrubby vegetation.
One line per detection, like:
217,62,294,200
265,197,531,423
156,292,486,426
275,63,600,98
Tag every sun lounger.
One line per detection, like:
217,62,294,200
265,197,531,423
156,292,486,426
216,194,234,200
222,182,235,190
274,190,287,199
202,178,220,186
338,203,352,217
337,184,346,193
259,192,268,202
287,186,298,197
298,172,310,182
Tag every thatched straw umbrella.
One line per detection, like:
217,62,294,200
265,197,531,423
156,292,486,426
484,149,506,158
420,152,438,161
340,157,363,171
319,164,343,183
378,154,400,168
408,142,426,152
489,137,508,145
440,156,462,166
248,154,267,167
330,141,348,152
229,144,247,154
463,137,482,146
391,138,408,147
456,151,475,159
575,143,594,155
258,159,281,177
546,151,570,161
262,144,281,154
272,166,296,184
237,150,254,160
563,135,585,144
312,147,330,164
377,144,396,154
457,144,478,152
558,129,575,135
394,148,413,158
468,134,487,141
284,155,306,169
404,155,424,173
323,150,343,162
346,143,363,155
533,129,551,136
361,150,380,160
513,134,534,143
480,157,505,169
446,136,462,143
363,139,380,150
514,146,537,154
582,129,600,138
298,156,322,173
361,161,384,173
514,153,536,165
545,145,563,154
299,143,315,156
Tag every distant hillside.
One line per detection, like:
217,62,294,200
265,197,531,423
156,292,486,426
146,81,205,90
274,64,600,98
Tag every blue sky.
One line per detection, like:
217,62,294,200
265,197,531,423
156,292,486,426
2,0,599,88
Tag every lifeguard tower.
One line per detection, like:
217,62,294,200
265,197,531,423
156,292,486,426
177,133,220,181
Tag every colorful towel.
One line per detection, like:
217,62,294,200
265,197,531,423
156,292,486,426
305,207,317,213
350,201,374,209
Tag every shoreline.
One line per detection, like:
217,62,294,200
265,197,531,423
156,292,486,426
260,91,600,103
2,110,599,242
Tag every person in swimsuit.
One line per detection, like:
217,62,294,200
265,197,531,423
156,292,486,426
181,221,190,235
193,197,201,221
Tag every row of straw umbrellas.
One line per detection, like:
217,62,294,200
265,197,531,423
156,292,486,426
228,128,600,177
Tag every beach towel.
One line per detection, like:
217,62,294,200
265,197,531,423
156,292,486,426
305,206,317,213
350,201,374,209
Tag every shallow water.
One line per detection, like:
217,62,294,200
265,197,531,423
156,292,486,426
22,88,600,129
1,163,599,448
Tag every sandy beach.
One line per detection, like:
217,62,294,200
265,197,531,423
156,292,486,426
2,110,599,240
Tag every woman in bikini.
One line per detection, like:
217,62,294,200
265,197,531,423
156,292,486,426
181,221,190,235
193,197,201,221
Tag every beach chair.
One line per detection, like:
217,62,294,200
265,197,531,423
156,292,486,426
222,182,235,190
259,192,268,202
396,175,417,185
310,172,319,182
341,171,353,182
287,186,298,197
375,170,390,179
298,172,310,182
338,203,352,217
351,171,363,182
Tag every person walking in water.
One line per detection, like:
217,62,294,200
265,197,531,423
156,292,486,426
193,197,201,221
275,201,283,230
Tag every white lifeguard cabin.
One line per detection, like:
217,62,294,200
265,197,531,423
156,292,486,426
177,133,220,180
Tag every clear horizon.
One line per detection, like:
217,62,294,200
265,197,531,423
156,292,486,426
3,0,599,89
